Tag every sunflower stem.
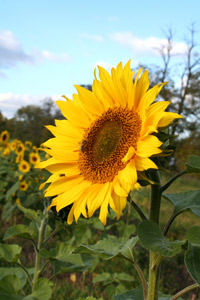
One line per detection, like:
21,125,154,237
170,283,199,300
128,194,147,221
160,170,187,193
147,167,162,300
32,211,47,292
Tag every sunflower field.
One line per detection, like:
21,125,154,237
1,62,200,300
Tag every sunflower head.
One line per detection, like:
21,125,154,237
30,152,40,165
16,142,25,155
20,180,28,191
19,160,31,173
0,130,10,144
37,61,182,225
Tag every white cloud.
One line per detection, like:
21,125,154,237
0,92,71,119
0,30,34,68
35,50,72,63
110,32,188,56
0,30,72,74
79,33,104,42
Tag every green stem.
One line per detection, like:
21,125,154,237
147,168,162,300
17,262,32,286
147,252,162,300
128,194,147,221
163,210,182,236
32,217,47,291
123,256,147,300
160,170,187,193
170,283,199,300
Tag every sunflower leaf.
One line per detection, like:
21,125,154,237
0,275,29,300
5,181,20,201
74,236,139,261
185,155,200,173
113,286,182,300
4,224,35,241
185,226,200,246
40,242,95,273
0,267,28,289
0,243,22,263
138,221,184,257
29,278,53,300
17,205,43,222
163,190,200,216
185,243,200,285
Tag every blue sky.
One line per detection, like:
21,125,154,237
0,0,199,118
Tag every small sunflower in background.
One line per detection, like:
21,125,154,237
19,180,29,191
29,152,40,165
25,140,32,148
10,140,17,151
16,142,25,155
19,160,31,173
37,61,182,225
0,130,10,144
3,147,10,155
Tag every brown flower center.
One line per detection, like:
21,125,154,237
78,107,142,184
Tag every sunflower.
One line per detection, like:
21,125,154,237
37,61,181,225
0,130,10,144
29,152,40,165
16,142,25,155
19,180,28,191
10,140,17,151
19,160,31,173
3,147,10,155
25,140,32,147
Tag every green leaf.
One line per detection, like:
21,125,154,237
0,243,22,262
17,206,42,222
74,236,139,261
186,155,200,173
185,243,200,285
117,273,134,282
6,181,20,200
31,278,53,300
4,224,34,240
138,221,184,257
0,267,28,289
185,226,200,246
0,275,21,293
114,286,183,300
92,272,111,283
2,200,17,220
113,285,143,300
163,190,200,216
51,253,95,274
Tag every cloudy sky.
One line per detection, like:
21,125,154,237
0,0,200,118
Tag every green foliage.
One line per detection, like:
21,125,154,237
0,243,22,262
4,224,35,240
185,244,200,285
163,190,200,216
74,236,139,261
138,221,184,257
186,155,200,174
30,278,53,300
